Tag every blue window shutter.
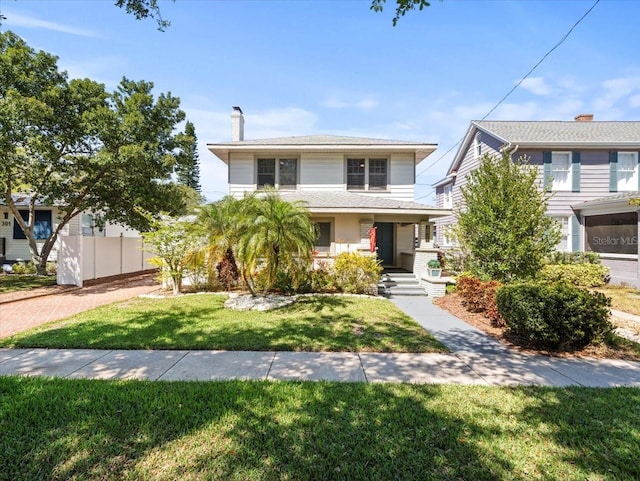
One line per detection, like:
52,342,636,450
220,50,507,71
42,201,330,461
543,151,552,190
572,151,581,192
571,215,581,252
609,151,618,192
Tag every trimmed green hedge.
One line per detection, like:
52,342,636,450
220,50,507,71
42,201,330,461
496,282,613,351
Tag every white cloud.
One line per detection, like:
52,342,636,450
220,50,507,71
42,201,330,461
5,12,99,37
519,77,553,96
322,95,379,111
594,76,640,110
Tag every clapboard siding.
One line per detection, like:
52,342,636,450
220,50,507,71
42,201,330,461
300,153,343,187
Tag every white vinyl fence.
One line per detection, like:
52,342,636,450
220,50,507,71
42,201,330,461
57,235,155,287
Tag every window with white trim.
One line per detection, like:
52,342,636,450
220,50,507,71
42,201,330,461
551,152,572,191
474,132,482,160
257,158,298,190
346,158,388,191
442,225,456,247
617,152,638,192
553,216,571,252
442,184,452,209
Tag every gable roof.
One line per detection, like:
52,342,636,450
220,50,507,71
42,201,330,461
208,134,437,164
440,120,640,180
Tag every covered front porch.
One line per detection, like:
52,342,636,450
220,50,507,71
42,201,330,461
278,191,450,276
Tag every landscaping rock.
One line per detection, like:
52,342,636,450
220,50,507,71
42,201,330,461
224,293,296,311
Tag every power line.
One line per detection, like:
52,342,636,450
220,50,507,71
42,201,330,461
416,0,601,180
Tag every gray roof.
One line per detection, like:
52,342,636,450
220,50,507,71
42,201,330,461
572,191,640,210
277,190,448,217
0,194,51,207
210,134,431,147
475,121,640,144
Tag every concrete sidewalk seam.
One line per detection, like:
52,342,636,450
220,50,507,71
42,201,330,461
357,352,369,383
265,351,277,381
156,350,190,381
65,349,114,378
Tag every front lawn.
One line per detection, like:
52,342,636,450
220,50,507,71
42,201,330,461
597,285,640,316
1,377,638,480
0,273,56,293
0,294,447,353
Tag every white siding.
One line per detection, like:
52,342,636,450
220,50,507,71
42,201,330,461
299,153,343,189
228,153,254,197
388,153,415,200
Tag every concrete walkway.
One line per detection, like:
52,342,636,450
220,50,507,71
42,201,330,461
1,295,639,386
1,281,640,386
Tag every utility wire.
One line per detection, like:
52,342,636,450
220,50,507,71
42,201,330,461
416,0,601,181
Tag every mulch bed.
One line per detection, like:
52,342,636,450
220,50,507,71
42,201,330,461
434,293,640,361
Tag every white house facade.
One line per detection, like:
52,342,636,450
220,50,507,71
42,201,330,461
208,107,451,278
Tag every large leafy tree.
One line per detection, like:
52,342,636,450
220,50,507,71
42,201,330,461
0,31,191,274
455,150,561,283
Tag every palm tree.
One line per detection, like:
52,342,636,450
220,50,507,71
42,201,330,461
194,195,242,290
237,191,316,295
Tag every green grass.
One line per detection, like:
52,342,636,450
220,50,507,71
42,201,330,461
0,294,447,353
1,377,638,480
0,273,56,293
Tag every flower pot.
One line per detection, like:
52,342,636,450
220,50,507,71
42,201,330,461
428,268,442,277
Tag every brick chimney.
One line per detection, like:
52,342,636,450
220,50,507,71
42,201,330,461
231,106,244,141
574,114,594,122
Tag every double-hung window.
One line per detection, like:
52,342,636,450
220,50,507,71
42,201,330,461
617,152,638,192
257,158,297,190
442,184,452,209
551,152,572,191
346,158,388,191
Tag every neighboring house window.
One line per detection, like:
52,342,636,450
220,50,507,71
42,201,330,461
442,225,455,247
554,216,570,252
551,152,572,191
82,213,105,237
346,158,388,191
474,132,482,160
442,184,453,209
347,159,365,190
13,210,52,240
257,158,297,190
617,152,638,192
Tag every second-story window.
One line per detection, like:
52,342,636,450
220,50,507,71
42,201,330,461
369,159,388,190
347,159,366,190
257,158,297,190
443,184,452,209
551,152,572,191
347,158,388,191
618,152,638,192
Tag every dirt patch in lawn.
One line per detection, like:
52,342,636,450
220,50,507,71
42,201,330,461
434,294,640,362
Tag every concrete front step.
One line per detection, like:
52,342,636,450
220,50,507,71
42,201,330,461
379,271,426,297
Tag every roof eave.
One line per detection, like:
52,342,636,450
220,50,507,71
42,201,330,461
305,206,450,217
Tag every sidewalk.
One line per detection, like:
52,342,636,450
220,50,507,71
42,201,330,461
1,289,640,386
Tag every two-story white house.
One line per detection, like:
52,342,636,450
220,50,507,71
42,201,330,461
207,107,450,278
434,115,640,285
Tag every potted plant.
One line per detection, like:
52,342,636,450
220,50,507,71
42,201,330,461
427,259,442,277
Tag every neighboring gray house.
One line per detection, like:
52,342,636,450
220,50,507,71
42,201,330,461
208,107,450,277
434,115,640,285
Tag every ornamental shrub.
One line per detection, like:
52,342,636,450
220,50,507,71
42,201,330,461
496,282,613,351
456,275,503,326
333,252,383,294
545,251,601,265
538,263,609,287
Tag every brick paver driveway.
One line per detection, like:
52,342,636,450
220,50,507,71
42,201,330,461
0,273,161,338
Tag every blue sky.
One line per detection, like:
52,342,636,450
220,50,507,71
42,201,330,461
2,0,639,202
